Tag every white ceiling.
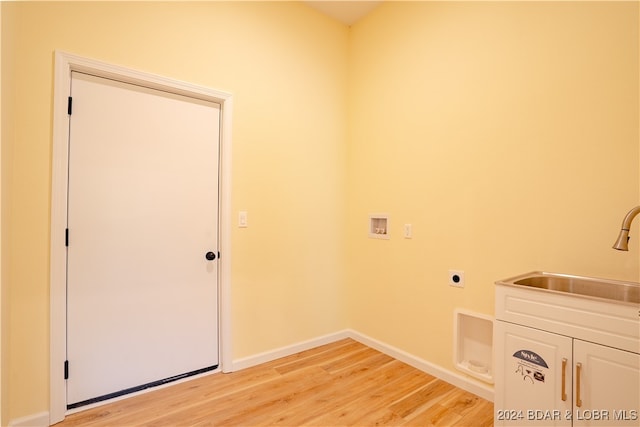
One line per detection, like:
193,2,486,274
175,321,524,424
304,1,383,26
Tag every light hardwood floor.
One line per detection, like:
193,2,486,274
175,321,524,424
55,338,494,426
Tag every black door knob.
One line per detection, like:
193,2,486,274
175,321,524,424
205,251,216,261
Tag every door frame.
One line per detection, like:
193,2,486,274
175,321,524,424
49,51,233,425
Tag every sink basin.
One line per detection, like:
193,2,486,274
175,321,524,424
497,271,640,304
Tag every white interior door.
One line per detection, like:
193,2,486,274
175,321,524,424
66,71,220,407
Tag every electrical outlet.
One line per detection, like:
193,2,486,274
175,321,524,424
403,224,412,239
449,270,465,288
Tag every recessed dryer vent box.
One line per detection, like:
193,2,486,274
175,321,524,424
454,308,494,384
369,214,389,239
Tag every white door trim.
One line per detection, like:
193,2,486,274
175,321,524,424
49,51,233,425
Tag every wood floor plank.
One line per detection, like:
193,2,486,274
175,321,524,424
403,403,463,426
451,398,494,427
202,367,333,426
266,356,401,426
54,339,493,427
390,378,456,420
312,372,435,426
149,366,330,427
308,364,436,426
438,387,489,420
273,340,367,375
319,346,382,374
266,338,357,371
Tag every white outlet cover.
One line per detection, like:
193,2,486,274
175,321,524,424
449,270,465,287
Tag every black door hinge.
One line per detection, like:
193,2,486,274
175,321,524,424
65,228,69,247
67,97,73,115
64,360,69,380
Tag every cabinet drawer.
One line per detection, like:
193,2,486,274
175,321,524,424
496,285,639,354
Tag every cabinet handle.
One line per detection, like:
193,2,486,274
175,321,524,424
561,358,567,401
576,362,582,407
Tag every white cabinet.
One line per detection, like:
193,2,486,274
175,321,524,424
495,321,572,426
495,279,640,427
573,340,640,427
495,321,639,426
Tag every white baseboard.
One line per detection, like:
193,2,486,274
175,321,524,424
231,330,351,371
347,330,494,402
8,411,49,427
231,328,493,402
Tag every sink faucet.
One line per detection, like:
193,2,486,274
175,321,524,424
613,205,640,251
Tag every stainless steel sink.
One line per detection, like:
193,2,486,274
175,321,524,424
497,271,640,304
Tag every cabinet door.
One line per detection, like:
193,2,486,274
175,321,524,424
495,321,573,426
573,340,640,427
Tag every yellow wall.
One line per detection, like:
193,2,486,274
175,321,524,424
1,1,349,420
347,1,639,372
1,3,16,426
0,4,4,425
1,0,638,423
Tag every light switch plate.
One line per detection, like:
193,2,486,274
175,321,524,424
239,211,248,228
